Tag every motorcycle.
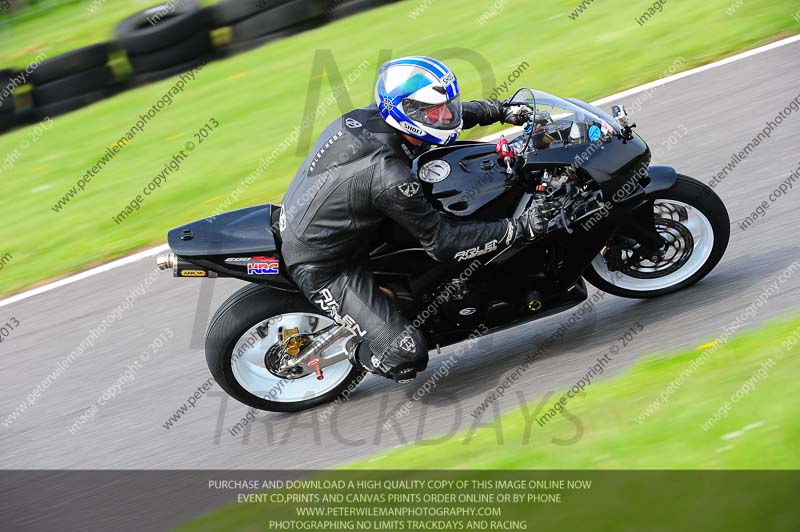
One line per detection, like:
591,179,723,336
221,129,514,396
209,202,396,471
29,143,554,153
157,88,729,412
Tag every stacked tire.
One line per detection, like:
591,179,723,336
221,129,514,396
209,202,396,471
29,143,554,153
210,0,327,52
325,0,401,22
30,44,118,120
117,1,212,84
0,69,16,132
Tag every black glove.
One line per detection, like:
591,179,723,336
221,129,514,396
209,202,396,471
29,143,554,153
502,105,533,126
514,206,547,242
463,99,504,128
463,99,533,128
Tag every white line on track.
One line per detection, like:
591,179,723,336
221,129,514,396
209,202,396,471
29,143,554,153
0,245,169,308
1,34,798,309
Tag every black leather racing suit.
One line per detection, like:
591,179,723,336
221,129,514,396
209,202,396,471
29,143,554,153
279,101,516,381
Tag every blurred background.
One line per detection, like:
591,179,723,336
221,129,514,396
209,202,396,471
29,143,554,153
0,0,799,494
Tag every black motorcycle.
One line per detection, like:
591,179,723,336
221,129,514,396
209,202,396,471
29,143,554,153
157,88,729,412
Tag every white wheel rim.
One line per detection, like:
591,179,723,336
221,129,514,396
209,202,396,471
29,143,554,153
591,200,715,292
231,313,354,403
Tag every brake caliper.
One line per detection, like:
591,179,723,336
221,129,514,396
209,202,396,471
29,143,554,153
281,327,310,356
264,328,312,378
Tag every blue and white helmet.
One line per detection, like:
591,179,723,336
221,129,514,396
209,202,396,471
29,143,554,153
375,56,463,146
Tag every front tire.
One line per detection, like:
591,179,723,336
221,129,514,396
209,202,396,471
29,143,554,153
206,284,366,412
584,174,729,299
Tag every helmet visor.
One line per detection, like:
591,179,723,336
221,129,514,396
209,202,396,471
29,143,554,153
403,95,462,130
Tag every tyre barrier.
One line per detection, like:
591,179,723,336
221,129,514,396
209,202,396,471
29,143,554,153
116,0,213,83
2,0,399,133
229,0,327,46
207,0,294,27
0,69,16,132
28,43,119,119
29,44,110,85
33,88,121,122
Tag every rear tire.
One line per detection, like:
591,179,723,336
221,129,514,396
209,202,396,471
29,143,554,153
0,69,15,113
584,174,729,299
32,88,116,120
206,284,366,412
130,56,210,85
230,0,324,42
31,65,115,106
0,112,14,132
208,0,293,27
128,31,213,73
115,0,208,55
30,43,111,85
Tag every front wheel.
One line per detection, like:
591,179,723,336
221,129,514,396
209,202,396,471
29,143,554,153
584,174,729,299
206,284,366,412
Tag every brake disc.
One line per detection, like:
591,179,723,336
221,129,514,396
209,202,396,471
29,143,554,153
620,218,694,279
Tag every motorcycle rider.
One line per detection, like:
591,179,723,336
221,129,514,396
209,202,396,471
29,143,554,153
279,56,544,383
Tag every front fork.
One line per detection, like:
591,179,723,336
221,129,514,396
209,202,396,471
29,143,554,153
601,185,670,273
601,164,678,270
617,198,665,256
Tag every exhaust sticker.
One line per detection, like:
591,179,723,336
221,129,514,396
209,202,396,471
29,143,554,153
180,269,207,277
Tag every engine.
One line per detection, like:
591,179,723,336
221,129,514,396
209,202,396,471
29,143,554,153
521,162,611,234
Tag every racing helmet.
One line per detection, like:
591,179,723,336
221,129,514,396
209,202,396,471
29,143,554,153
375,56,463,145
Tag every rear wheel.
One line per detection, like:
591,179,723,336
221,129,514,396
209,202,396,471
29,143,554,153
206,284,366,412
584,174,729,299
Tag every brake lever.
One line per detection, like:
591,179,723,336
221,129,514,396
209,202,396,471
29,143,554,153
547,208,574,235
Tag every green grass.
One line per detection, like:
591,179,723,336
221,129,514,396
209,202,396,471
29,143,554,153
1,0,799,296
348,317,800,470
175,317,800,531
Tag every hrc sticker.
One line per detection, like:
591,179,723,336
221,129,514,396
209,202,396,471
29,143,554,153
247,256,280,275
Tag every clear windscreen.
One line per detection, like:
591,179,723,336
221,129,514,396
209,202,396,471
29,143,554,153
509,88,620,146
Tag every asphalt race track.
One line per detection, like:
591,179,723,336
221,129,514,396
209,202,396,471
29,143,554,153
1,41,799,473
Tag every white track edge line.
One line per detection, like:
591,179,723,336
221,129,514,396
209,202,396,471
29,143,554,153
1,34,797,309
0,245,170,308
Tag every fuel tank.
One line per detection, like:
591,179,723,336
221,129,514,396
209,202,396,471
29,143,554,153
412,141,524,220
